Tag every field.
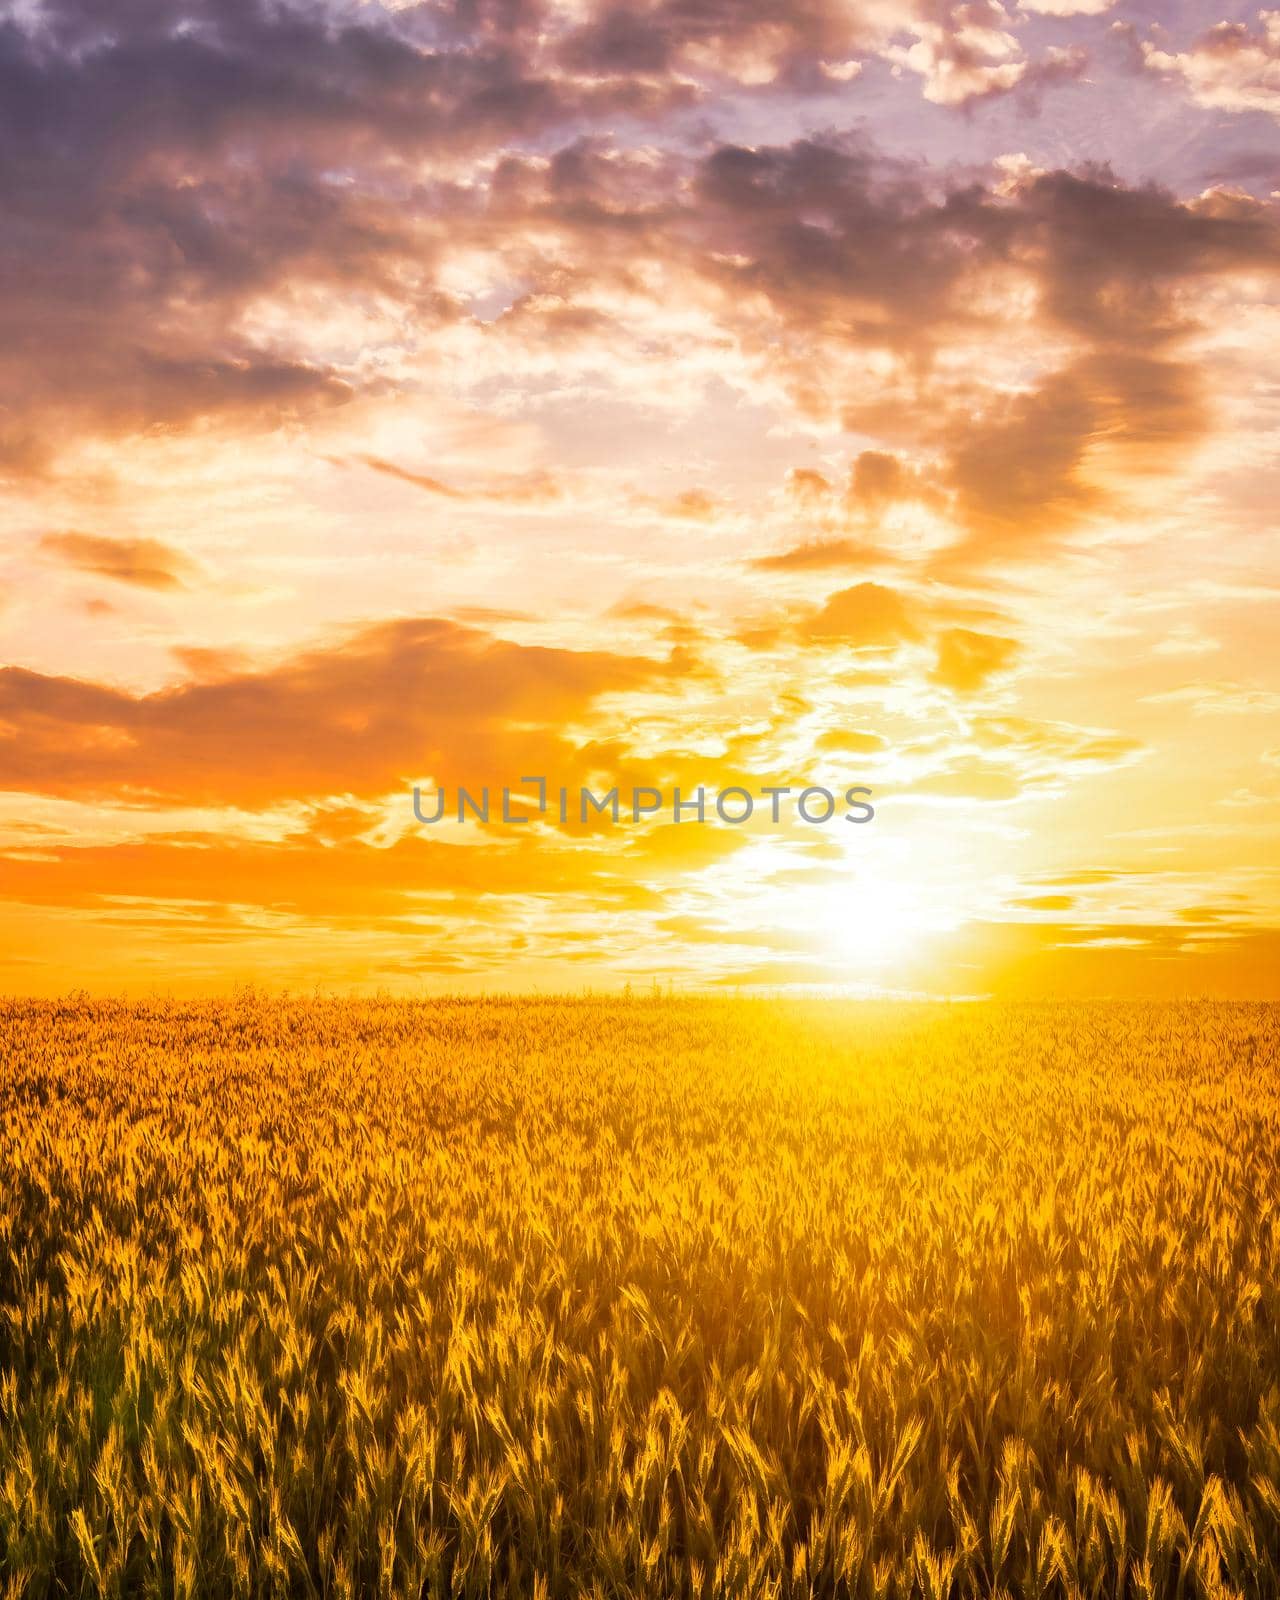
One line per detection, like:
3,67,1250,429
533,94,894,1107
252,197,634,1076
1,997,1278,1599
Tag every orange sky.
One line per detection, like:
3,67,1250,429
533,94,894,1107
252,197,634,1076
1,0,1278,996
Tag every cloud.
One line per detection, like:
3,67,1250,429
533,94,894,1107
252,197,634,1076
944,365,1104,537
0,827,675,934
0,0,1116,474
359,458,468,500
0,5,1274,1000
0,0,633,473
752,538,896,571
1142,680,1280,715
359,455,562,504
3,0,1276,541
907,757,1024,801
803,582,923,647
39,532,198,590
1021,0,1114,16
814,727,889,754
970,715,1143,764
658,489,720,521
847,450,930,507
1143,13,1280,117
662,146,1274,556
927,920,1280,999
1024,172,1276,341
552,0,1078,101
0,616,666,806
932,173,1276,553
884,11,1089,106
688,136,1006,358
751,451,940,570
930,628,1020,692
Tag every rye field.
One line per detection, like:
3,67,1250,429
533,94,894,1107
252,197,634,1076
0,997,1278,1599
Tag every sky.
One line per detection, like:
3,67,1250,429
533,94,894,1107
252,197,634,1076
1,0,1278,996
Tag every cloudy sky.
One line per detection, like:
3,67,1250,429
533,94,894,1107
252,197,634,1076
1,0,1278,994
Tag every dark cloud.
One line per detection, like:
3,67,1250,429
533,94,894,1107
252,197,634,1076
689,137,1012,353
552,0,876,86
926,173,1276,553
2,0,1277,547
1018,169,1277,349
549,0,1095,105
0,2,1068,470
675,150,1278,553
0,0,674,473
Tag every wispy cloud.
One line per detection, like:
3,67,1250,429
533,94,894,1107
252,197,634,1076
40,532,198,591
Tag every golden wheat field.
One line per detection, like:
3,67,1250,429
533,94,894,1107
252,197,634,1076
1,996,1278,1599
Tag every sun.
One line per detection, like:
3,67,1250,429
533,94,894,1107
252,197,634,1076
817,868,926,972
668,813,1002,991
789,832,976,984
